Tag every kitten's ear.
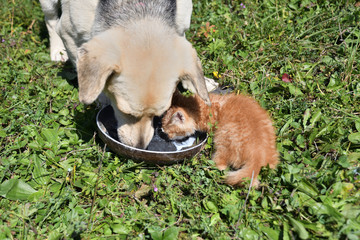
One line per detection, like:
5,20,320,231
170,111,185,124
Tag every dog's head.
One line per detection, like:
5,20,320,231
77,22,209,149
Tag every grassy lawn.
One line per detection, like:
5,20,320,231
1,0,359,239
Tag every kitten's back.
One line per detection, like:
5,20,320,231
211,93,278,186
162,92,278,187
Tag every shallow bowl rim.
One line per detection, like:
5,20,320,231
96,106,208,155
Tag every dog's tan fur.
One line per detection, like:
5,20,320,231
77,20,210,148
40,0,211,149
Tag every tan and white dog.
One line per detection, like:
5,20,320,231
40,0,216,149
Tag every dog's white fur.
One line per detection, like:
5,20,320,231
39,0,192,65
40,0,217,149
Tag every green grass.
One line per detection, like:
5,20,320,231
1,0,359,239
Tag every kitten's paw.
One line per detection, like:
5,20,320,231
269,163,277,169
216,163,227,171
251,179,260,188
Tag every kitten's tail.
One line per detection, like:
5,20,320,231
226,166,260,187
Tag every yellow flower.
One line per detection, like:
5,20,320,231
213,71,221,79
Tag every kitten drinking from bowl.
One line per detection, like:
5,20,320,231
162,91,279,187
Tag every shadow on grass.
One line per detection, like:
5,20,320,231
57,61,78,86
37,15,50,48
55,61,101,145
38,14,94,145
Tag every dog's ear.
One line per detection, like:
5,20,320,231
77,34,121,104
180,46,211,106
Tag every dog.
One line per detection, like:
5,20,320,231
40,0,216,149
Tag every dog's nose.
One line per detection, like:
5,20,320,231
135,138,147,149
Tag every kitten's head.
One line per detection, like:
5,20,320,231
161,107,196,140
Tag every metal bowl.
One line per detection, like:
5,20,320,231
96,105,207,165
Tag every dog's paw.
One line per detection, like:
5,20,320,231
50,49,68,62
49,35,68,62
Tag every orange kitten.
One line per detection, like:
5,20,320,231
162,91,278,187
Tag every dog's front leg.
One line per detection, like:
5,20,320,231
40,0,68,62
176,0,193,36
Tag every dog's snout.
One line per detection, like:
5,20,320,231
116,114,154,149
135,138,147,149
